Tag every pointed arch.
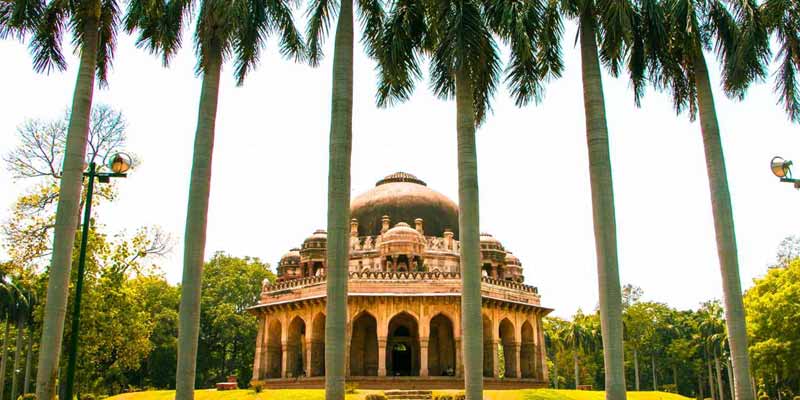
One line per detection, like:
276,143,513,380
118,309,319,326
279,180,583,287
287,316,306,377
310,312,326,376
483,314,494,377
521,320,535,378
499,318,517,378
387,311,420,376
350,311,378,376
428,313,456,376
266,319,283,378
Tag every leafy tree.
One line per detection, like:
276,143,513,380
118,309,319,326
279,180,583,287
773,235,800,268
564,310,600,388
124,1,303,398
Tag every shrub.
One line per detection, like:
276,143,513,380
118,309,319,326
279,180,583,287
759,395,770,400
365,395,387,400
345,382,359,394
453,393,465,400
80,394,96,400
18,394,36,400
251,382,264,393
435,395,454,400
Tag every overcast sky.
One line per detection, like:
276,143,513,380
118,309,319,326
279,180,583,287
1,18,798,319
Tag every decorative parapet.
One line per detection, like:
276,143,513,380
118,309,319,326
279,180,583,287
481,276,539,294
348,235,461,253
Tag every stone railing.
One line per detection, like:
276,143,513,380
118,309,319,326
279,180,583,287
348,235,461,253
262,270,539,295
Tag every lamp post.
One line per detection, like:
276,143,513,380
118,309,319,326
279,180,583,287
63,153,131,400
770,156,799,188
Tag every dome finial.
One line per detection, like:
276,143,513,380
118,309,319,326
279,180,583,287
376,172,427,186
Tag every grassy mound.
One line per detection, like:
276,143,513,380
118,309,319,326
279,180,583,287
107,388,693,400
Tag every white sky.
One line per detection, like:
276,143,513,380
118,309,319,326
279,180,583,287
1,19,798,319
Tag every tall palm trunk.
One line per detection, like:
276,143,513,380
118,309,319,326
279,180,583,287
726,358,734,400
698,374,704,400
652,356,657,390
714,352,724,400
455,68,484,400
634,348,640,391
24,325,33,394
36,18,99,400
673,365,679,391
12,318,25,400
574,350,580,387
578,18,626,400
175,47,223,400
707,355,717,400
0,318,10,400
324,0,353,398
693,48,755,400
553,351,559,388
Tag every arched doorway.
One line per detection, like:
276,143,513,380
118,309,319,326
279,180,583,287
483,315,494,377
350,312,378,376
387,312,420,376
499,318,517,378
266,319,282,378
521,320,535,378
428,314,455,376
310,313,326,376
287,316,306,377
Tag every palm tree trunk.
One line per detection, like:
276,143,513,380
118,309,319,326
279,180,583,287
324,0,354,398
708,356,717,400
1,318,12,400
634,348,640,391
698,374,704,400
455,68,484,400
12,319,25,400
574,350,580,387
693,48,755,400
652,356,657,390
578,18,626,400
24,325,33,395
715,353,725,400
673,365,679,392
174,46,223,400
553,352,559,389
726,358,734,400
36,18,99,400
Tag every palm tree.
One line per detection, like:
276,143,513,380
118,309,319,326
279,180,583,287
125,1,304,398
563,313,598,388
304,0,382,397
3,0,130,398
22,289,37,396
374,2,503,398
655,0,765,397
11,282,31,400
544,318,567,389
761,0,799,122
0,280,12,400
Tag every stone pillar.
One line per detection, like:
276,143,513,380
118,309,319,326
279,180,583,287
378,336,387,377
415,218,424,235
305,338,313,377
444,230,454,251
351,219,359,236
281,342,289,378
455,337,463,377
381,215,391,234
492,340,501,378
252,315,264,381
420,337,429,377
513,342,522,379
491,266,498,279
537,316,549,382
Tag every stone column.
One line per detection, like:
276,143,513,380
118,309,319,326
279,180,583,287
378,336,387,377
252,316,264,381
455,337,463,377
537,316,549,382
492,340,501,378
281,342,289,378
305,338,313,377
420,337,429,377
513,342,522,379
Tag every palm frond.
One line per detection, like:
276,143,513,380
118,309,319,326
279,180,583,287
29,0,69,73
375,0,425,107
96,0,122,87
265,0,305,61
775,33,800,122
305,0,337,66
356,0,384,59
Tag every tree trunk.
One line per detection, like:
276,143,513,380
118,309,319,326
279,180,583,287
693,48,755,400
652,356,657,391
324,0,353,398
36,17,99,400
708,356,717,400
12,318,25,400
579,17,626,400
455,68,484,400
634,348,640,391
726,358,734,400
554,352,559,389
24,325,33,395
715,353,725,400
174,46,223,400
574,350,580,388
699,374,704,400
674,365,679,392
1,319,11,400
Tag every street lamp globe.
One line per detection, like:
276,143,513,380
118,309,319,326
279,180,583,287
771,156,792,179
108,152,132,174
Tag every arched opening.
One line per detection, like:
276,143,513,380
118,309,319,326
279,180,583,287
350,312,378,376
310,313,326,377
266,320,282,378
521,320,535,378
428,314,456,376
483,315,494,377
499,318,517,378
387,312,420,376
287,316,306,377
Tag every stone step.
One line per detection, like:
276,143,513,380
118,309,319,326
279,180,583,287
385,396,432,400
385,390,432,395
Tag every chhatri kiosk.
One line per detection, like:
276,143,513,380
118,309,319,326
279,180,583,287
249,172,552,389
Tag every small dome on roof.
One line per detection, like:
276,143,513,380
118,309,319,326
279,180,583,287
281,248,301,265
480,233,500,243
380,222,426,254
304,229,327,242
505,252,521,266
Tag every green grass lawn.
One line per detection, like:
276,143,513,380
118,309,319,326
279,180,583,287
107,388,693,400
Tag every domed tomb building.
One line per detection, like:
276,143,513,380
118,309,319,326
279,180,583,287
250,173,551,389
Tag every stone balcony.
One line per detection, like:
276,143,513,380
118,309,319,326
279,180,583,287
254,271,544,310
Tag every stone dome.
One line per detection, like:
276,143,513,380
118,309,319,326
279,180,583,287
351,172,459,238
380,222,426,256
301,229,327,252
280,248,301,266
480,233,505,251
504,252,521,266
